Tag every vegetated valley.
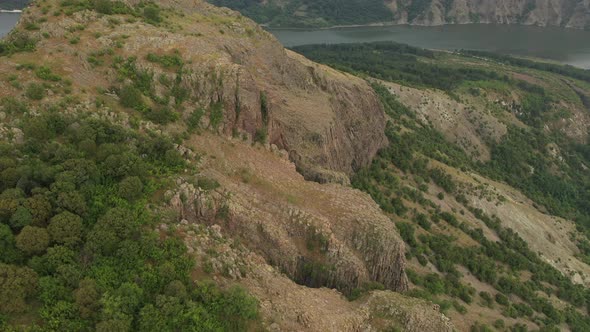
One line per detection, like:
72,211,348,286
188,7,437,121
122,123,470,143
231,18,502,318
0,0,589,331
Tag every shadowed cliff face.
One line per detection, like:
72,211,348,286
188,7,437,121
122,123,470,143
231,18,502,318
394,0,590,29
129,0,389,183
168,134,409,295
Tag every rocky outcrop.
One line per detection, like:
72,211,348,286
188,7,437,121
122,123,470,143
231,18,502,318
11,0,387,183
131,0,388,183
173,220,452,331
167,134,408,294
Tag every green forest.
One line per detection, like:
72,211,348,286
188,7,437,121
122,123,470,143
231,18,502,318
0,1,262,330
0,109,259,330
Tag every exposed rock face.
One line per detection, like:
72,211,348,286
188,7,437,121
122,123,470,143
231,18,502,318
390,0,590,29
12,0,388,183
174,221,453,331
168,134,408,294
129,0,388,183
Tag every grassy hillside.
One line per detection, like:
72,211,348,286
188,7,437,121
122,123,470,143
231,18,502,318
295,42,590,331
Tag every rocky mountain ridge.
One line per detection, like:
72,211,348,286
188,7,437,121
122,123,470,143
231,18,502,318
390,0,590,29
210,0,590,29
0,0,454,330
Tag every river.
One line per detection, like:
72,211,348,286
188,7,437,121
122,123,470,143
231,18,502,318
0,13,20,38
2,12,590,69
269,24,590,69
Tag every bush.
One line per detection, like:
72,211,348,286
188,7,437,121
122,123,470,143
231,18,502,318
143,6,161,23
0,97,28,114
495,293,509,305
0,32,37,56
93,0,115,14
119,85,143,109
479,291,493,307
35,66,61,81
118,176,143,201
25,83,45,100
187,108,204,131
209,102,224,129
253,128,267,144
144,107,178,125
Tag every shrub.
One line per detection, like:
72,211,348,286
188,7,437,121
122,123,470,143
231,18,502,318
144,107,178,125
253,128,267,144
187,108,204,131
118,176,143,201
35,66,61,81
0,97,28,114
25,83,45,100
119,85,143,109
209,102,224,129
479,291,493,307
93,0,115,14
143,6,162,24
0,32,37,56
495,293,509,305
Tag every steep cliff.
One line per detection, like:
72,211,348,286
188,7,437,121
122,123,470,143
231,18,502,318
9,0,387,183
168,134,408,294
210,0,590,29
392,0,590,28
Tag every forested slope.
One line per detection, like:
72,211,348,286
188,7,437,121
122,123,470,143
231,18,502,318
296,41,590,331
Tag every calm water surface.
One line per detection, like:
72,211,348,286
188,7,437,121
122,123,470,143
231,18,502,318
2,13,589,69
0,13,20,38
269,24,590,69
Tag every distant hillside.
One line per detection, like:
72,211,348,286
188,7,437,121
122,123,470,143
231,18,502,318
210,0,590,28
0,0,29,10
